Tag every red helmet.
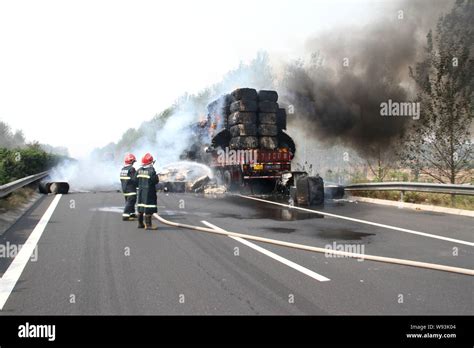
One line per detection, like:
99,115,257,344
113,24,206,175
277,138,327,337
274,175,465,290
141,153,154,165
124,153,136,165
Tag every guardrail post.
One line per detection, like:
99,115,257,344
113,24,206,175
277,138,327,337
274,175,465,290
400,190,404,202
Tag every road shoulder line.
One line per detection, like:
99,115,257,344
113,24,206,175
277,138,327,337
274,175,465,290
238,195,474,247
0,194,62,310
201,220,330,282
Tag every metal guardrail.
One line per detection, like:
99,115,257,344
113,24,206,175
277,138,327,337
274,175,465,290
0,171,49,198
344,182,474,195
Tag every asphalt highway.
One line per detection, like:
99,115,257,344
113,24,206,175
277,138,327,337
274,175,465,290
0,191,472,314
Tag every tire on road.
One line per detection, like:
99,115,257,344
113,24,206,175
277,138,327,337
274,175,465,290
324,185,345,199
49,182,70,194
296,176,310,205
38,182,52,194
308,176,324,205
164,181,186,193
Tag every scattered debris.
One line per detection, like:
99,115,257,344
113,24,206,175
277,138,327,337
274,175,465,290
189,175,211,193
204,185,227,195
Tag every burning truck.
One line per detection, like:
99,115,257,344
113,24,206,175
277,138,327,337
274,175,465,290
181,87,327,205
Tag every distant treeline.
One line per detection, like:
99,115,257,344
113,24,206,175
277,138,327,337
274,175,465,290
0,121,70,185
0,145,66,185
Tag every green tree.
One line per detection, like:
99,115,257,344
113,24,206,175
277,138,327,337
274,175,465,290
404,0,473,184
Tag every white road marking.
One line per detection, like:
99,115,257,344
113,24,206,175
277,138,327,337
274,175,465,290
156,214,473,276
201,220,330,282
0,194,62,310
238,195,474,247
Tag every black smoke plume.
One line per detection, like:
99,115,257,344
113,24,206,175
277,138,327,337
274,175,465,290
279,0,453,158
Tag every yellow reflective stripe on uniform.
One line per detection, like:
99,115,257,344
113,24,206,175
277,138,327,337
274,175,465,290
137,174,150,179
123,192,137,196
120,176,131,180
137,204,157,208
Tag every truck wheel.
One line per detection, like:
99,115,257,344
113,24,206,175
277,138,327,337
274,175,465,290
296,176,310,205
224,169,242,191
308,176,324,205
215,169,224,186
223,170,232,190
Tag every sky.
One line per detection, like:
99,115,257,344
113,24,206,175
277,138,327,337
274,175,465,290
0,0,384,158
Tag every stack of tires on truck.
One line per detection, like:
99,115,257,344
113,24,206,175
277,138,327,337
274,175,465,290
207,88,292,151
187,87,325,205
228,88,285,150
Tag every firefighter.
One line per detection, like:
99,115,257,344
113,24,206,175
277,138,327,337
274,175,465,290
120,154,138,221
136,153,159,230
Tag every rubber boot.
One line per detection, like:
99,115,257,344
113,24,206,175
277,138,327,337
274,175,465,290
137,213,145,229
144,215,158,230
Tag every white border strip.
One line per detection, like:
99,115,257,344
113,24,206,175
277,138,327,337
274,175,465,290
202,220,330,282
0,194,62,310
350,196,474,217
238,195,474,247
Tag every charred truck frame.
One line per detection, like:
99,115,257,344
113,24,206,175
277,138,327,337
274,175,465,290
182,87,325,205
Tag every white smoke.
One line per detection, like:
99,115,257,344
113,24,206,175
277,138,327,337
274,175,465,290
49,53,276,191
48,97,214,191
49,157,121,192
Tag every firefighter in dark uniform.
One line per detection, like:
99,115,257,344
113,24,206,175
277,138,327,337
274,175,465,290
120,154,138,221
136,153,159,230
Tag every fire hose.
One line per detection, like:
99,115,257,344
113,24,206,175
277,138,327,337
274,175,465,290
154,213,474,276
